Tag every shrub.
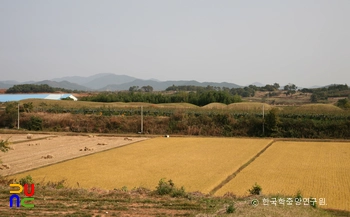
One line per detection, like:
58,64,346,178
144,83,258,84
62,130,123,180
27,116,43,131
226,204,235,213
155,178,186,197
156,178,173,195
121,186,128,192
46,179,66,189
336,98,350,109
171,186,186,197
18,175,34,186
310,196,317,208
61,97,74,101
0,137,11,153
295,190,303,200
265,108,280,134
248,182,262,195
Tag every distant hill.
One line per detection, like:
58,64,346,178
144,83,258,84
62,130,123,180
0,82,16,89
34,80,92,91
0,80,34,89
83,74,137,89
3,73,338,91
52,73,113,85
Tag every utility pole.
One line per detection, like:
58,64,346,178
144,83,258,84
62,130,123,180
262,105,265,135
17,103,20,129
140,106,143,134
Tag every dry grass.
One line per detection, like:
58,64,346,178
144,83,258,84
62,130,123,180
0,184,336,217
215,141,350,211
11,137,272,193
227,102,272,111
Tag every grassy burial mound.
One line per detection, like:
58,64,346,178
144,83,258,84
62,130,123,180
202,102,228,109
215,141,350,212
11,137,272,193
152,102,199,108
294,104,343,113
227,102,272,111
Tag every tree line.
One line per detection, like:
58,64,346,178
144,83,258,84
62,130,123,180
80,90,242,106
300,84,350,102
2,103,349,139
166,83,281,97
5,84,77,94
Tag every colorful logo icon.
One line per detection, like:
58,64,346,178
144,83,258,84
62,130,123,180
9,184,35,208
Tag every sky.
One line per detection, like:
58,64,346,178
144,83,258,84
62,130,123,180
0,0,349,87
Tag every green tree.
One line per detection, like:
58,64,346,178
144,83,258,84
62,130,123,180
23,102,34,112
310,94,318,103
4,102,18,128
141,85,154,92
265,108,280,133
128,86,139,92
336,98,350,109
273,83,280,90
284,84,297,96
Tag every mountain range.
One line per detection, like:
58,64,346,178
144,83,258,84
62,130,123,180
0,73,333,91
0,73,242,91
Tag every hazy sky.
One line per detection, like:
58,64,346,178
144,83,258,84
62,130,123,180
1,0,349,87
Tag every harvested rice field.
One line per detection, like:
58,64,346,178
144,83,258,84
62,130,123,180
0,133,54,143
0,135,147,176
11,137,272,193
215,141,350,211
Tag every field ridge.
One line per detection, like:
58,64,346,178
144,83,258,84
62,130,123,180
209,140,276,195
12,135,57,144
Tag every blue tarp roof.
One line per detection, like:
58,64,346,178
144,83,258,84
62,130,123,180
0,94,76,102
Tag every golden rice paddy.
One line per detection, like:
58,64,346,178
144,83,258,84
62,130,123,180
215,141,350,211
12,137,272,193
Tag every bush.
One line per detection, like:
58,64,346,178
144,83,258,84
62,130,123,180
156,179,173,195
46,179,66,189
18,175,34,186
0,137,11,153
156,178,186,197
310,196,317,208
26,116,43,131
61,97,74,101
121,186,128,192
226,204,235,213
265,108,280,134
295,190,302,200
171,186,186,197
336,98,350,109
248,182,262,195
